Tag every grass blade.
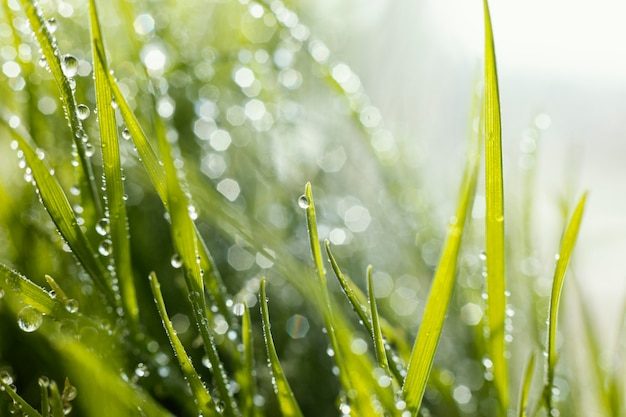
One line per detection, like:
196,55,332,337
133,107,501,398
544,193,587,411
155,111,237,416
517,353,536,417
483,0,508,411
18,0,101,216
260,279,304,417
39,378,50,417
0,118,114,306
401,131,479,414
0,379,42,417
238,302,256,417
367,265,389,373
89,0,138,328
148,272,217,416
48,381,64,417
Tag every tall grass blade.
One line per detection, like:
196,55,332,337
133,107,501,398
89,0,138,328
48,382,64,417
260,279,304,417
401,132,479,414
148,272,217,416
483,0,508,411
105,68,228,320
238,302,256,417
367,265,389,373
39,378,50,417
517,353,536,417
155,112,237,416
0,118,115,306
18,0,101,215
544,193,587,410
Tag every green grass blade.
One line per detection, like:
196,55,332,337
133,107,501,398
238,302,256,417
48,381,64,417
544,193,587,410
155,113,237,417
402,133,479,414
260,279,304,417
18,0,101,215
517,353,536,417
325,241,409,382
367,265,389,373
105,68,228,320
0,379,42,417
89,0,138,328
148,272,217,416
302,184,353,394
39,378,50,417
483,0,508,411
0,117,115,306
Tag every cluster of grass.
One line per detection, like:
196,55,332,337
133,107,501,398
0,0,622,416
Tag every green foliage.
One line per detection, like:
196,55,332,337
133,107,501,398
0,0,610,416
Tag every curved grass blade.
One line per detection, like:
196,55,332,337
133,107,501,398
517,353,536,417
89,0,138,329
148,272,217,416
367,265,389,373
401,132,479,414
325,241,409,382
155,114,237,417
0,117,115,306
483,0,508,411
18,0,101,216
544,193,587,411
260,279,304,417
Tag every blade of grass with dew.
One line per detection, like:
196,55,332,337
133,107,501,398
544,193,587,411
0,379,42,417
517,353,536,417
18,0,101,216
155,113,238,417
0,116,115,306
260,279,304,417
48,381,64,417
238,302,256,417
367,265,389,373
325,241,410,382
148,272,217,416
303,183,394,415
105,69,229,321
39,378,50,417
89,0,139,329
483,0,508,411
401,128,479,414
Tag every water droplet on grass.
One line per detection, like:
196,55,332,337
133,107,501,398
121,128,131,140
46,18,57,33
297,195,309,209
65,299,79,314
95,218,110,236
17,306,43,332
170,254,183,268
61,54,79,78
76,104,90,120
98,239,112,256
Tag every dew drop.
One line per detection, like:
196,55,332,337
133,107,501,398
61,55,79,78
85,143,95,157
98,239,112,256
170,254,183,269
297,194,309,209
65,299,79,314
46,18,57,33
95,218,110,236
76,104,90,120
121,128,131,140
17,306,43,332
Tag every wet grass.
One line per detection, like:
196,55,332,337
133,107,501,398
0,0,615,416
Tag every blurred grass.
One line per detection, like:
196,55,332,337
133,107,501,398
0,0,610,416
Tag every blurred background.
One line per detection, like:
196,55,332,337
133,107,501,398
305,0,626,346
